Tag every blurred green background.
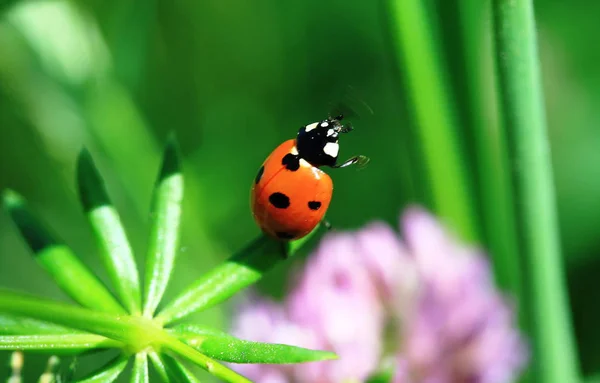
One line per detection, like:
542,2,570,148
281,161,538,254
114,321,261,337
0,0,599,381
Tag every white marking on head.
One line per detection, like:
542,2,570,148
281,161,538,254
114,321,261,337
291,146,299,155
300,158,312,168
327,129,334,137
305,122,319,132
320,121,329,128
323,142,339,158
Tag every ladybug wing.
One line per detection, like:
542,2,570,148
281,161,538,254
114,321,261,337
251,140,333,240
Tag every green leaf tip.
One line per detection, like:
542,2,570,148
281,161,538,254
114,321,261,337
77,148,111,213
184,333,338,364
2,189,60,254
158,135,181,182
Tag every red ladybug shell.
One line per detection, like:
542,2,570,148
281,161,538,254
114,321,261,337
251,139,333,241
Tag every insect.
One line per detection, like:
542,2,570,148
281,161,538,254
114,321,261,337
251,114,369,243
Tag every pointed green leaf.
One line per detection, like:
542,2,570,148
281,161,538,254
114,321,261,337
156,225,322,325
143,138,183,317
2,190,125,314
131,352,149,383
0,334,122,353
77,149,142,315
0,314,74,335
178,332,337,364
77,354,129,383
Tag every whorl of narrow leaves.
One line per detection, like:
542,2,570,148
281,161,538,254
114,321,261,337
0,137,337,383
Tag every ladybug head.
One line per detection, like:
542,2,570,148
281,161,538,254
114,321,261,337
296,114,353,167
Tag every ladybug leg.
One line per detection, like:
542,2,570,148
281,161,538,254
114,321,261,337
332,155,370,169
339,123,354,134
279,241,290,259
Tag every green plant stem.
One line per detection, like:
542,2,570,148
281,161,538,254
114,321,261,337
143,138,183,317
156,228,319,325
131,352,149,383
0,334,122,351
387,0,479,242
456,0,522,298
492,0,579,381
78,149,142,315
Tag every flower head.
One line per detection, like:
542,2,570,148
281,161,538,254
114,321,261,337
230,207,528,383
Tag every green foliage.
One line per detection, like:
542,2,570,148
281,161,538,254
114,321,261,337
0,143,335,382
0,0,599,381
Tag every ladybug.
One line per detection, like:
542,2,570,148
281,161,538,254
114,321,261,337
251,114,368,242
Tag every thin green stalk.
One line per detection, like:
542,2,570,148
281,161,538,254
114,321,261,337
456,1,522,296
143,138,183,317
2,190,126,314
156,228,320,325
387,0,479,242
492,0,579,381
0,334,122,351
78,149,142,316
131,352,149,383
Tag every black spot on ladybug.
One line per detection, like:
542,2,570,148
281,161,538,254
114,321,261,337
282,153,300,171
255,165,264,184
269,192,290,209
308,201,322,210
276,231,296,240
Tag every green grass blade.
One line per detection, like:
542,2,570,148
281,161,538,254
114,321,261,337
161,353,201,383
143,138,183,317
0,314,74,335
158,334,251,383
77,354,129,383
156,227,321,325
492,0,580,381
77,149,142,315
0,289,157,346
2,190,126,314
386,0,479,242
131,352,149,383
0,334,122,352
